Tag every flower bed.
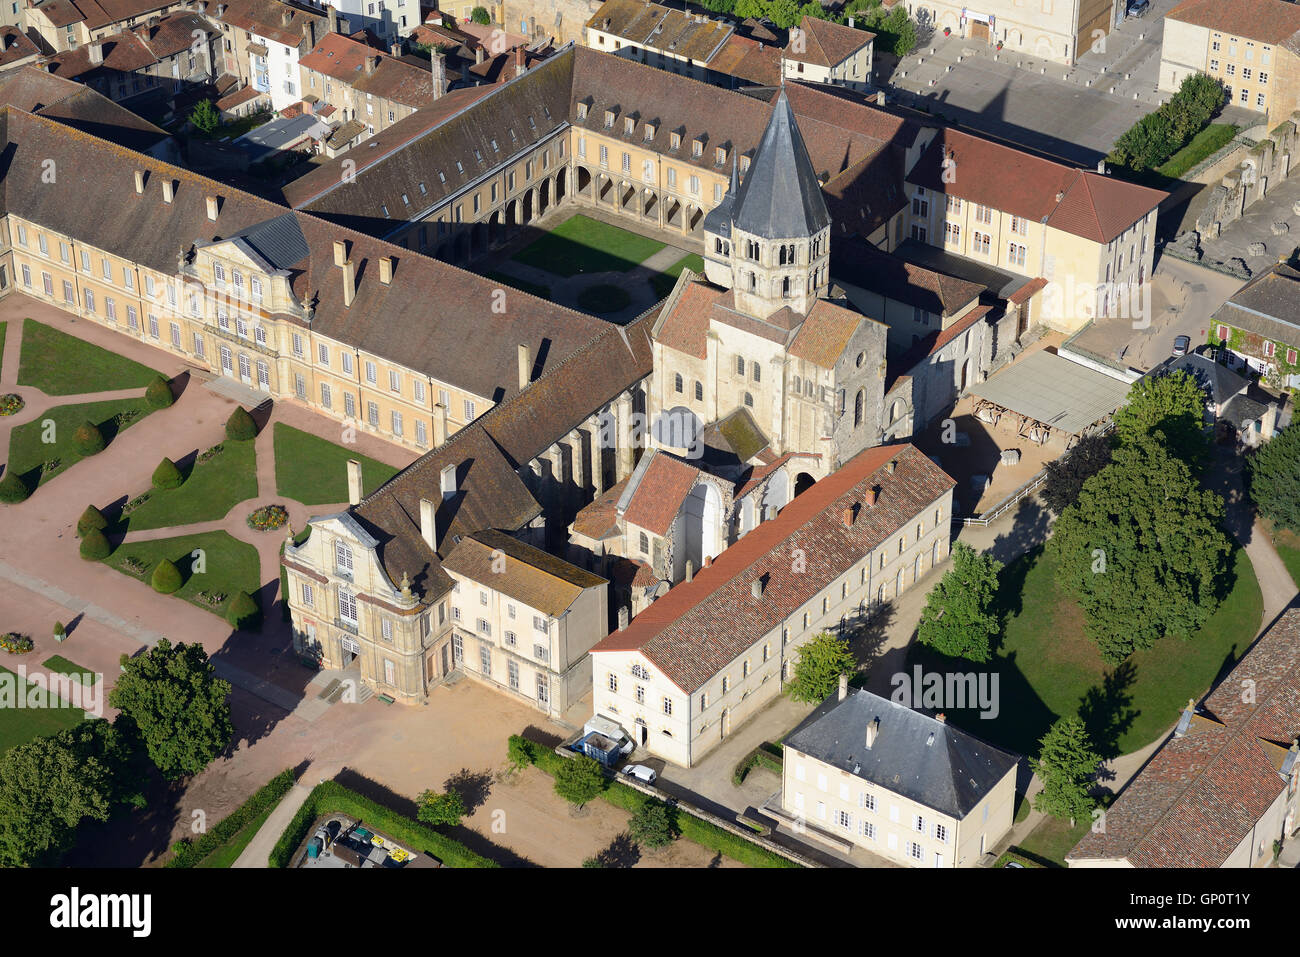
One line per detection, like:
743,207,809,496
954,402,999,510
0,394,24,416
247,504,289,532
0,633,34,654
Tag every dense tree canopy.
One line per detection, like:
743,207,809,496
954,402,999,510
1041,432,1114,514
786,631,857,702
1049,433,1231,662
1247,424,1300,531
1112,370,1209,468
916,542,1003,661
1031,716,1100,825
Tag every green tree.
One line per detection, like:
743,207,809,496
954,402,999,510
766,0,803,28
887,7,918,55
77,504,108,536
225,406,257,441
0,728,116,866
916,542,1002,662
553,755,606,808
1112,370,1209,468
145,375,174,409
73,420,105,456
79,527,111,560
1031,715,1100,825
786,631,857,703
152,457,184,490
1247,425,1300,531
629,797,679,848
470,5,490,24
507,735,537,770
1041,432,1113,514
151,558,182,593
797,1,827,20
417,789,467,826
733,0,766,18
1049,433,1231,663
109,638,233,780
700,0,737,13
0,469,29,503
189,98,221,135
225,590,260,631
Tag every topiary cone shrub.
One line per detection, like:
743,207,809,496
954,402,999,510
79,527,111,560
145,375,175,409
152,457,184,490
151,558,183,594
53,621,66,641
225,407,257,441
225,590,261,631
77,504,108,536
0,469,30,504
73,420,106,456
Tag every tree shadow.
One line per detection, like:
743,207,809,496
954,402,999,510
520,724,563,750
1078,659,1139,767
987,497,1053,568
443,768,493,815
988,544,1042,638
845,599,897,668
595,831,641,868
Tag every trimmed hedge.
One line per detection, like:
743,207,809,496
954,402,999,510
151,558,182,593
152,457,184,490
79,527,111,560
77,504,108,535
268,780,498,868
225,407,257,441
509,734,799,868
732,743,784,787
167,769,296,867
0,469,30,504
145,375,174,410
225,590,261,631
73,420,105,456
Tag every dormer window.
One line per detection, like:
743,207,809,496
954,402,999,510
692,138,703,158
670,132,681,150
577,102,587,120
715,146,726,165
455,161,463,174
644,124,655,142
624,117,635,135
604,110,615,129
740,156,751,174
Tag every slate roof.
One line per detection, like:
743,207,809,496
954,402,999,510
442,528,605,616
1167,0,1300,44
832,236,984,317
907,128,1166,243
1068,608,1300,867
730,87,830,239
785,688,1020,819
0,66,169,153
590,444,955,692
1213,261,1300,346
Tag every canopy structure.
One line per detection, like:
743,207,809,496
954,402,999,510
968,351,1131,446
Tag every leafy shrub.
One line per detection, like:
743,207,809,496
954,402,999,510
122,493,151,515
77,504,108,536
0,469,30,503
53,621,65,639
79,528,111,560
225,407,257,441
225,590,260,630
553,754,607,807
629,797,679,848
145,375,174,409
417,790,466,826
73,420,105,456
507,735,538,770
152,457,184,490
151,558,183,594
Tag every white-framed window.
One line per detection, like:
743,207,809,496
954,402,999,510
934,823,948,843
389,370,401,393
504,631,517,647
381,618,393,642
663,697,672,715
365,361,378,384
338,588,358,624
608,673,618,692
318,343,329,366
464,399,476,421
292,333,304,357
533,615,548,633
335,539,354,574
861,820,876,840
477,618,491,635
836,810,852,830
508,660,520,690
300,582,314,606
534,644,549,664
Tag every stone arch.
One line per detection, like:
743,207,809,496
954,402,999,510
679,481,723,577
794,472,816,497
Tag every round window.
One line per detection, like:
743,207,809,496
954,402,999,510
855,352,866,368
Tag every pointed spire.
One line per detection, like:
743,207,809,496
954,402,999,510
729,152,739,195
728,88,830,240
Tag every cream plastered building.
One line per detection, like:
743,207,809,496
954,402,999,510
781,686,1020,867
588,444,955,768
1159,0,1300,126
908,0,1116,65
25,0,189,52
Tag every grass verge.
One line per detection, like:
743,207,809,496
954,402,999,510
6,397,153,490
104,530,261,624
511,214,665,277
272,423,401,505
123,439,258,531
17,318,160,395
167,769,296,867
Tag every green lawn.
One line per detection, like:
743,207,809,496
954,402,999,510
196,802,278,868
907,544,1262,760
484,270,552,300
1156,123,1240,180
105,531,261,622
273,423,400,505
1014,814,1094,868
41,655,97,686
16,319,160,395
511,214,665,277
5,397,153,490
576,283,632,314
0,321,7,380
650,253,705,300
1268,525,1300,590
124,439,258,531
0,665,86,754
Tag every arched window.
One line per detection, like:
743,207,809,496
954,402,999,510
694,380,703,401
674,373,683,393
854,389,865,428
782,276,791,298
743,392,754,408
639,531,649,554
736,356,745,376
792,375,801,393
334,540,353,574
752,363,761,383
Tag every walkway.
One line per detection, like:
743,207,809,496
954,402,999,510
232,781,314,868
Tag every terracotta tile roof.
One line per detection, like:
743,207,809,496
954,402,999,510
217,85,265,110
31,0,171,30
711,33,781,86
1007,276,1048,304
571,479,628,540
300,31,440,108
831,237,984,316
443,528,605,616
1068,608,1300,867
1167,0,1300,44
219,0,325,48
591,443,955,692
908,128,1166,243
0,27,41,68
788,297,868,367
652,272,720,359
785,15,873,66
620,450,706,536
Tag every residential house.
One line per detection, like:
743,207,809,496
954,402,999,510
781,14,872,89
504,0,596,45
0,25,41,70
215,0,327,111
779,683,1020,866
587,443,956,768
1210,258,1300,388
1068,607,1300,867
1158,352,1279,446
24,0,189,52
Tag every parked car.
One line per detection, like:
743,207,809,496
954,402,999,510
621,764,658,784
1172,335,1190,356
1127,0,1150,17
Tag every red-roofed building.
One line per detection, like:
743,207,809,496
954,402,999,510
589,443,955,767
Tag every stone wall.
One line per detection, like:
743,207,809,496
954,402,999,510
502,0,602,44
1192,115,1299,242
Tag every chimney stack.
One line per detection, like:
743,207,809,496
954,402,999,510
617,605,630,630
88,41,102,65
475,45,484,64
346,458,362,505
865,486,878,507
935,713,946,723
366,54,379,74
162,179,174,204
419,497,437,550
333,239,347,267
379,256,393,284
685,560,694,583
134,169,146,194
391,41,402,57
514,45,525,74
440,464,457,500
327,4,338,33
342,258,355,307
517,344,530,390
434,403,447,446
838,673,848,701
205,195,219,221
841,505,855,528
866,717,879,749
887,459,896,474
281,8,291,25
751,578,763,598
